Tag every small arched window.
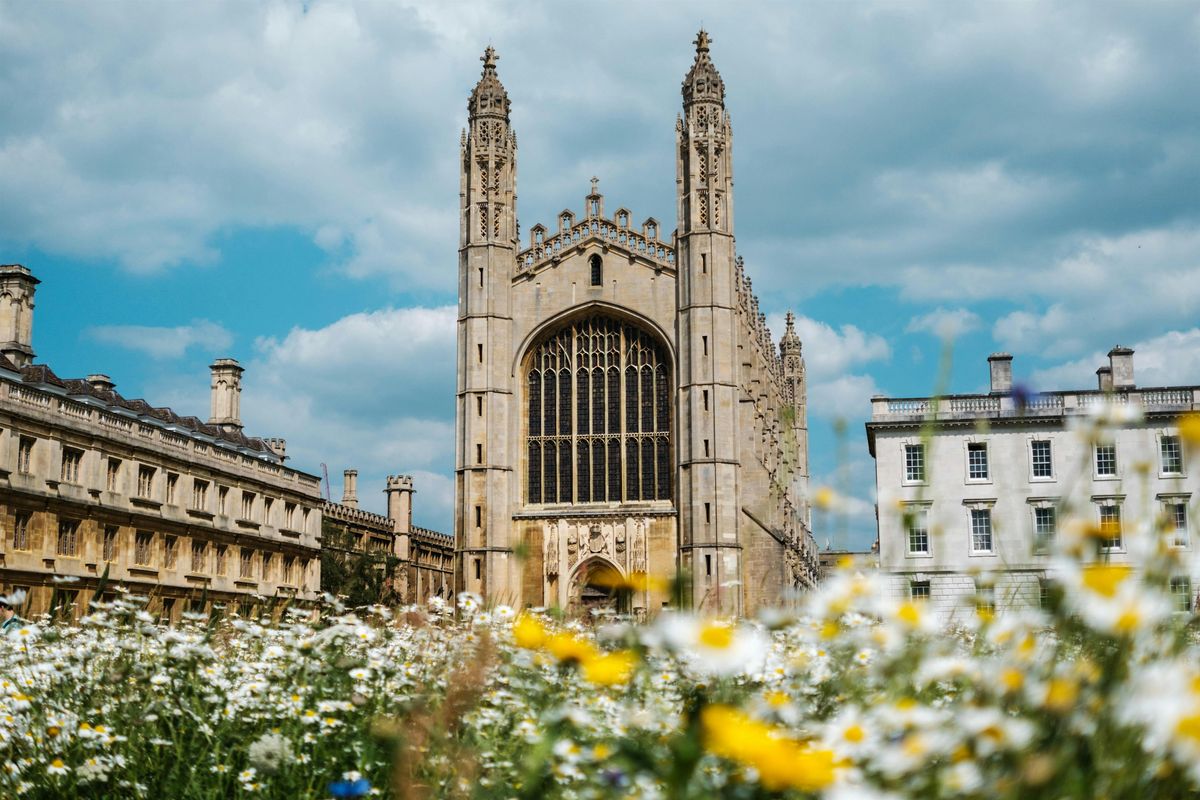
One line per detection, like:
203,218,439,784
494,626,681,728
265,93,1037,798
589,254,603,287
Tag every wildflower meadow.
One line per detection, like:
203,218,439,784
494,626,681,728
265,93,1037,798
4,409,1200,799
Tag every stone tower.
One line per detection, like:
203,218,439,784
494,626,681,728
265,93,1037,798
675,31,743,614
780,312,810,526
455,47,519,601
208,358,244,432
0,264,39,368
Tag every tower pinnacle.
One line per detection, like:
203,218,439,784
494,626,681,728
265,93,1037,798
682,28,724,106
469,45,510,121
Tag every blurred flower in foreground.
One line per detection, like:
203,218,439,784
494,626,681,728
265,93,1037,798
702,704,839,791
1179,412,1200,446
328,771,371,798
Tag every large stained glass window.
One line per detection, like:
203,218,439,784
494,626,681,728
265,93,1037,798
526,315,671,504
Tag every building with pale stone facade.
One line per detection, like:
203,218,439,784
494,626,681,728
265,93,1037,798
322,469,453,604
0,264,323,621
454,33,819,618
867,348,1200,620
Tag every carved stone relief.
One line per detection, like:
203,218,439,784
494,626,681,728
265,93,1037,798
545,522,559,579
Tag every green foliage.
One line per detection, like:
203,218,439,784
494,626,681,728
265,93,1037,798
320,521,402,608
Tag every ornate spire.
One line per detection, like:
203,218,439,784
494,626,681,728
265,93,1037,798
780,311,802,355
682,28,725,107
469,45,510,121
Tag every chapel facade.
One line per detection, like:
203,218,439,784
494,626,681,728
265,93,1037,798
454,33,819,617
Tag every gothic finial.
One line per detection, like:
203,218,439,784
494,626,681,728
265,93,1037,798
785,311,796,334
682,29,724,106
481,46,498,73
590,176,599,195
469,44,510,121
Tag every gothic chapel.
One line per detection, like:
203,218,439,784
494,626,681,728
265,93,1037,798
454,33,819,617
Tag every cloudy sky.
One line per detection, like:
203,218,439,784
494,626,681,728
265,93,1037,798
3,1,1198,548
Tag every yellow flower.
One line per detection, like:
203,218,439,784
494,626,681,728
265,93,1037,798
1177,713,1200,744
511,615,548,650
1044,678,1079,712
701,705,838,792
1000,668,1024,693
698,622,734,649
814,487,836,511
545,632,597,665
581,651,637,686
1178,413,1200,446
1080,565,1133,598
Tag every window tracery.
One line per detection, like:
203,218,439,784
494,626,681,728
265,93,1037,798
526,315,672,505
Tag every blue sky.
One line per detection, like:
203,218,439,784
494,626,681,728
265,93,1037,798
2,1,1199,548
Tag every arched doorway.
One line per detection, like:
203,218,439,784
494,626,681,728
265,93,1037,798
568,558,626,617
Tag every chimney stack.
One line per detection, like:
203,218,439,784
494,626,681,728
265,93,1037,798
385,474,415,534
86,373,115,393
342,469,358,508
987,353,1013,394
263,437,287,461
1097,366,1113,392
1108,346,1134,389
0,265,39,368
209,358,244,431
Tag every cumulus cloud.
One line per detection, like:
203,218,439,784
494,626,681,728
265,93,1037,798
142,306,460,529
2,1,1196,307
906,307,981,339
990,227,1200,357
247,306,457,504
84,319,232,359
1031,328,1200,392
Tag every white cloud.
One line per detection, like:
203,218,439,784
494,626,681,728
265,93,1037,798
1031,327,1200,392
765,313,891,379
986,227,1200,357
84,319,232,359
143,306,462,530
906,307,981,339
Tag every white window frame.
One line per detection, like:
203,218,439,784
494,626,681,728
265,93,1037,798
1094,443,1118,480
1094,497,1125,552
1028,438,1054,481
902,441,927,485
965,501,996,556
909,579,931,600
1169,575,1193,613
1158,493,1191,549
965,441,990,483
1158,432,1185,478
902,502,932,557
1029,498,1058,554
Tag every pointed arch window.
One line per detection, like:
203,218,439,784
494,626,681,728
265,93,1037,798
526,315,671,504
590,255,603,287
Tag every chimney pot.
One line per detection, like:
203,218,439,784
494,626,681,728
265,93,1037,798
0,264,39,368
209,358,245,431
1108,346,1134,389
987,352,1013,394
86,373,115,393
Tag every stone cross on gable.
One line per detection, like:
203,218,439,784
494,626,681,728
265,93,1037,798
590,176,599,195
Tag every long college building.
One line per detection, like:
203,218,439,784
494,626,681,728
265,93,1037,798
867,349,1199,618
454,34,819,617
0,264,323,619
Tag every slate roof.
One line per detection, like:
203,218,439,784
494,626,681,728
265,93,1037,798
17,362,281,458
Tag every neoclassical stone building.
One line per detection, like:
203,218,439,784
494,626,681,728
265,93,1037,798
454,34,819,617
0,264,323,620
868,349,1200,620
